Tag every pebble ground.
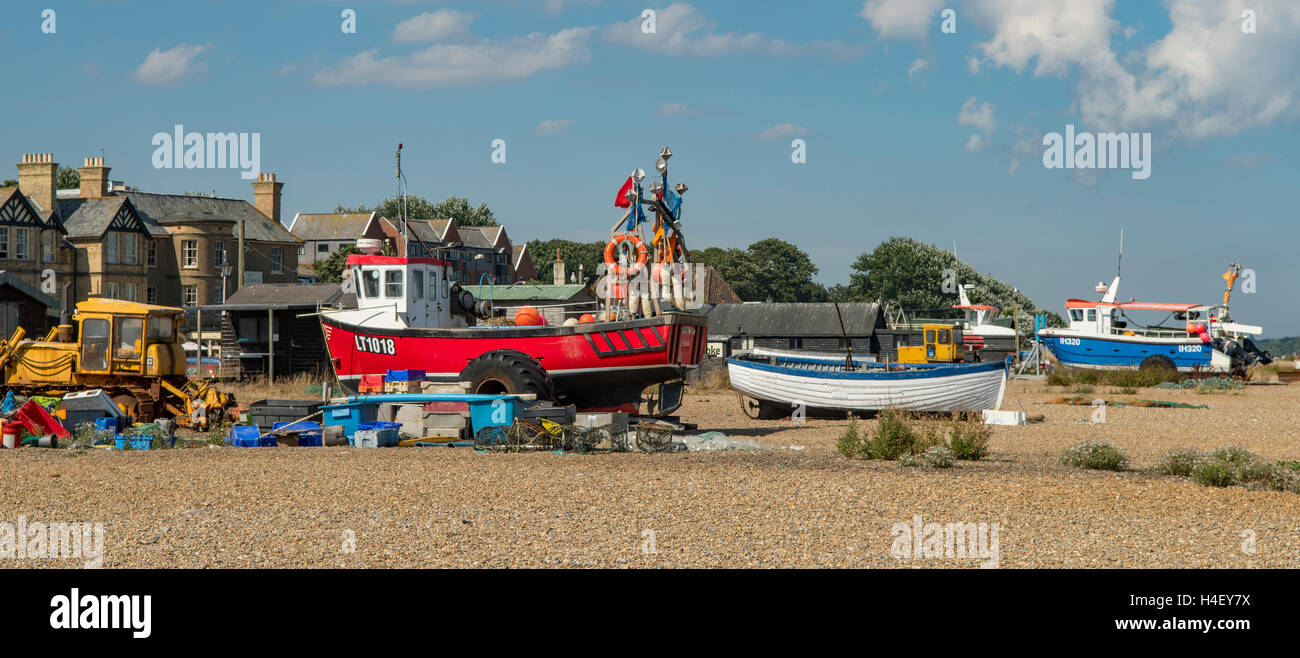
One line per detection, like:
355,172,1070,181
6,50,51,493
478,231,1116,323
2,380,1297,568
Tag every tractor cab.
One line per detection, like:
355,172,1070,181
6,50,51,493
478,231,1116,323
73,298,186,377
897,323,966,363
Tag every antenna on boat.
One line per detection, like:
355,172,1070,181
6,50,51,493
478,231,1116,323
834,302,857,371
1116,228,1123,279
396,143,408,246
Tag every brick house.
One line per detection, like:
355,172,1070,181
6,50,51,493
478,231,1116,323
2,152,299,313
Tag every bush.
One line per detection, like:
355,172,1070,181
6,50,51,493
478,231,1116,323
1155,448,1204,477
836,417,866,459
1190,460,1237,487
897,453,921,468
1060,440,1128,471
1048,367,1182,388
866,409,920,460
922,445,955,468
948,414,991,460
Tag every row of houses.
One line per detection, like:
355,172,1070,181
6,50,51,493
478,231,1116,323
289,212,537,285
0,152,299,337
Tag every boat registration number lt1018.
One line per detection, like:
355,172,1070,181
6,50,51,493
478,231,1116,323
355,335,397,355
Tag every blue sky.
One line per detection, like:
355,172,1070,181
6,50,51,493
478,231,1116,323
3,1,1298,335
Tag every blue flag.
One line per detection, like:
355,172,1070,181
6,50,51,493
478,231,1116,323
662,187,682,220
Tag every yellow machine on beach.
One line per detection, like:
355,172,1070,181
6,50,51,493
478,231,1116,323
897,324,966,364
0,298,233,429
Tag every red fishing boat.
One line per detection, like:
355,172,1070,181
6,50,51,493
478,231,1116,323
320,147,706,412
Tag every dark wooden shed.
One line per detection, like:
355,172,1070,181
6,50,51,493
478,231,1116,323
0,270,58,339
198,283,353,380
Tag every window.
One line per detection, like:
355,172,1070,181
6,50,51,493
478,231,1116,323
1070,309,1084,322
0,227,8,258
384,269,403,298
936,329,950,345
147,240,157,266
1086,309,1097,322
297,245,305,256
361,269,380,298
124,283,137,302
105,282,119,299
182,240,198,268
925,330,935,343
124,234,138,265
183,285,198,306
447,249,461,261
147,316,173,340
317,243,330,253
412,269,425,300
104,232,119,264
43,231,55,263
442,277,449,298
14,228,29,260
214,241,226,269
147,286,158,304
271,247,282,273
114,317,144,360
80,318,110,370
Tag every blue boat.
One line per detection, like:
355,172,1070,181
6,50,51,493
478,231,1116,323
1038,274,1269,373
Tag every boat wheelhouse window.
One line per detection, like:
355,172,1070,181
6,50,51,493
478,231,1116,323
1086,309,1097,321
1070,309,1084,322
362,269,381,299
384,270,403,298
412,269,425,300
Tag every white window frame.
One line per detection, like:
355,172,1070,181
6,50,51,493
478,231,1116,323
123,233,138,265
14,227,30,261
0,227,8,259
183,285,198,306
182,239,198,268
42,230,55,263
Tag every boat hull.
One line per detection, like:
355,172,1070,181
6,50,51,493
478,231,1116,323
320,312,708,412
727,355,1007,414
1038,331,1224,372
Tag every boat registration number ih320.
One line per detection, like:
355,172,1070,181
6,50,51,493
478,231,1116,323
355,335,397,355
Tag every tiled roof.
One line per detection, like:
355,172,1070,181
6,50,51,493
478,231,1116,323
705,302,883,339
124,192,300,244
57,197,170,239
289,212,374,241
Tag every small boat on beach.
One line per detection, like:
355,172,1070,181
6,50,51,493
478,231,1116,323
727,349,1007,417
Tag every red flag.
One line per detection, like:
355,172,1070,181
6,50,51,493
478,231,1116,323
614,176,634,208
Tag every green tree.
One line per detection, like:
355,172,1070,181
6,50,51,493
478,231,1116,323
693,239,826,302
840,237,1063,326
526,238,606,284
56,166,79,190
313,245,359,283
335,195,497,227
2,179,18,187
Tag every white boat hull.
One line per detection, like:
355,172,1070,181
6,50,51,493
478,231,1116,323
728,357,1007,413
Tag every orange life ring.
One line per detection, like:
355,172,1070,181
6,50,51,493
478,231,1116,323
604,234,648,278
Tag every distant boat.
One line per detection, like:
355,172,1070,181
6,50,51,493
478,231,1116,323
1037,274,1271,374
728,349,1007,416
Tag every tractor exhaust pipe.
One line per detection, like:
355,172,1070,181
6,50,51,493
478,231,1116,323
58,281,75,342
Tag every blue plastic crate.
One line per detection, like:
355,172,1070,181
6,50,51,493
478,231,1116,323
114,435,153,451
273,421,322,447
385,369,426,382
358,421,402,431
94,417,119,433
228,424,276,448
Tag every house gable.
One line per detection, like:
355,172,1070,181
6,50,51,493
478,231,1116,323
0,188,51,231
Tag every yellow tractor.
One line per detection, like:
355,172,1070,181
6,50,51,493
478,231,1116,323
897,323,967,364
0,298,234,429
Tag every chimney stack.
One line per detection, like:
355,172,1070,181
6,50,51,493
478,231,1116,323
553,248,566,286
16,153,57,213
251,172,283,223
78,156,111,198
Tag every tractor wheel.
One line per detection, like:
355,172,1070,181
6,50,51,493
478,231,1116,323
459,350,555,402
1139,354,1177,372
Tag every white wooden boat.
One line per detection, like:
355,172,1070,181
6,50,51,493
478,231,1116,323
728,351,1007,414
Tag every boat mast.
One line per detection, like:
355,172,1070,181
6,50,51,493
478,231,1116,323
834,302,857,371
396,143,407,249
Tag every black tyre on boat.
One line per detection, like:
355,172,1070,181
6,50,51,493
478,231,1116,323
1139,354,1177,372
460,349,556,402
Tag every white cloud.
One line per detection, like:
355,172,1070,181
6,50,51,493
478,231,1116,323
535,119,572,135
545,0,603,14
607,3,863,59
958,97,995,133
860,0,945,39
958,97,995,152
393,10,475,43
753,123,808,140
966,0,1300,139
907,58,929,78
313,27,596,87
131,44,209,85
658,103,691,116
